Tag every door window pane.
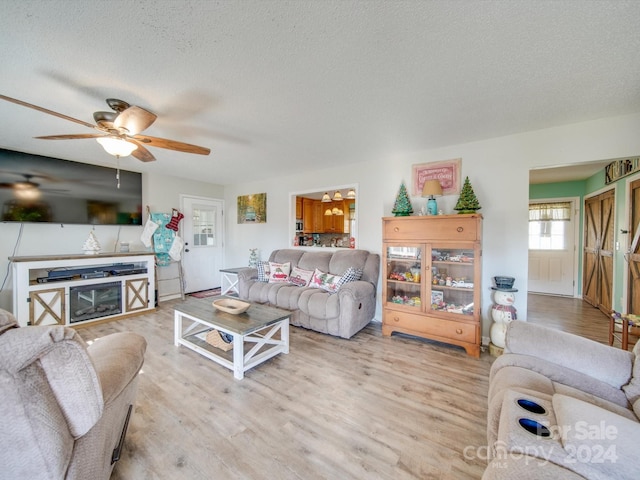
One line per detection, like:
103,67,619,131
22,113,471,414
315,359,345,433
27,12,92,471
529,202,571,250
192,206,216,247
529,220,567,250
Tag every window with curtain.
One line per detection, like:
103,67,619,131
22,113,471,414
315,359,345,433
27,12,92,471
528,201,571,250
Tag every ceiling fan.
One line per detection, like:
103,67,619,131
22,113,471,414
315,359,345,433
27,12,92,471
0,173,67,199
0,173,40,189
0,94,211,162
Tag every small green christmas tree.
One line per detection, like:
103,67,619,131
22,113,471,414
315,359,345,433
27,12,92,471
392,182,413,216
454,176,481,214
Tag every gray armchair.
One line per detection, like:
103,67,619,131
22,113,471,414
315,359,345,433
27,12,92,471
0,308,146,479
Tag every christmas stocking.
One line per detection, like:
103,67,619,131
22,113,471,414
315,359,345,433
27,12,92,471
166,209,184,231
169,235,184,261
140,218,159,247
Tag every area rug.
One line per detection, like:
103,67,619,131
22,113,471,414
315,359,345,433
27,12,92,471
189,288,222,298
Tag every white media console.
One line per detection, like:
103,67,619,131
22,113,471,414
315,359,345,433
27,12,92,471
10,252,156,327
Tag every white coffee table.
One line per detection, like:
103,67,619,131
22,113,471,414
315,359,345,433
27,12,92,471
174,296,290,379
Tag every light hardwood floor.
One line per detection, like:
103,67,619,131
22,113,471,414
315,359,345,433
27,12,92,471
76,294,611,480
527,293,611,345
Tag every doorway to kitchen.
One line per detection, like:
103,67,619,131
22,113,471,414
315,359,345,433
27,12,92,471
291,184,358,249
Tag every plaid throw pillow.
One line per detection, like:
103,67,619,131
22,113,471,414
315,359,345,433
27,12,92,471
335,266,363,290
257,261,270,282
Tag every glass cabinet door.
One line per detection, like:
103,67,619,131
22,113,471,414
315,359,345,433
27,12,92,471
429,248,476,316
385,245,423,308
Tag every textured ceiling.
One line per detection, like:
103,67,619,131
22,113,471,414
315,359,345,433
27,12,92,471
1,0,639,185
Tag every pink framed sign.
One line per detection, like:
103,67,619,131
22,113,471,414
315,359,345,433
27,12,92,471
412,158,462,196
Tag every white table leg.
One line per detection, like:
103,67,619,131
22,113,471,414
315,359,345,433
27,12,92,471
233,333,245,379
282,318,289,354
174,310,181,346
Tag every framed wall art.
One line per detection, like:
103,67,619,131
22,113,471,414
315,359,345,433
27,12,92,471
412,158,462,196
237,193,267,224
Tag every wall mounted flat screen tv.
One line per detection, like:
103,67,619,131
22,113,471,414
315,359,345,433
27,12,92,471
0,148,143,225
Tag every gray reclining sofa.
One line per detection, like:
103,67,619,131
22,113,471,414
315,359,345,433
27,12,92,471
237,248,380,339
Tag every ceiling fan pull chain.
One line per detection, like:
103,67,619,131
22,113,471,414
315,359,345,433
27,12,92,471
116,155,121,189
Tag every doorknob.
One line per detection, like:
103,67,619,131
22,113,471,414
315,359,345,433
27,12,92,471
185,249,190,252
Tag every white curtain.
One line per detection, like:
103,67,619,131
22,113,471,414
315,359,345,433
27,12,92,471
528,202,571,221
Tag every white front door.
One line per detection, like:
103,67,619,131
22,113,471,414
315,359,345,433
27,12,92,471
181,195,224,293
527,198,578,297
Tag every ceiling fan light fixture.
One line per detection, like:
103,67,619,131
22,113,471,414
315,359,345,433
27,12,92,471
346,188,356,199
321,192,332,203
333,190,343,201
14,183,40,200
96,136,138,157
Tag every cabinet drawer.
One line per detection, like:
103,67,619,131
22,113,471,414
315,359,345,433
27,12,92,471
383,216,479,241
383,308,477,343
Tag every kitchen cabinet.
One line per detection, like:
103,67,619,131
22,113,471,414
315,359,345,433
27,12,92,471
323,200,345,233
296,197,302,219
312,201,325,232
301,197,348,234
302,198,324,233
381,214,482,357
302,198,314,233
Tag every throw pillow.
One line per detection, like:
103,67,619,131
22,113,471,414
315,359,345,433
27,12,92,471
268,262,291,283
309,268,342,293
257,261,270,283
335,266,363,289
288,266,314,287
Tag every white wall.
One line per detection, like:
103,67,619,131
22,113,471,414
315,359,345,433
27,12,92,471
144,171,225,212
0,172,224,310
225,112,640,340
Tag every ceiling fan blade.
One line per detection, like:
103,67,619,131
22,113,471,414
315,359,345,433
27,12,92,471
0,95,96,129
129,141,156,162
35,133,106,140
132,134,211,155
114,106,157,135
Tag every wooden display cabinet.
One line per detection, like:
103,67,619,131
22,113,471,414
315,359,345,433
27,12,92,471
381,214,482,357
